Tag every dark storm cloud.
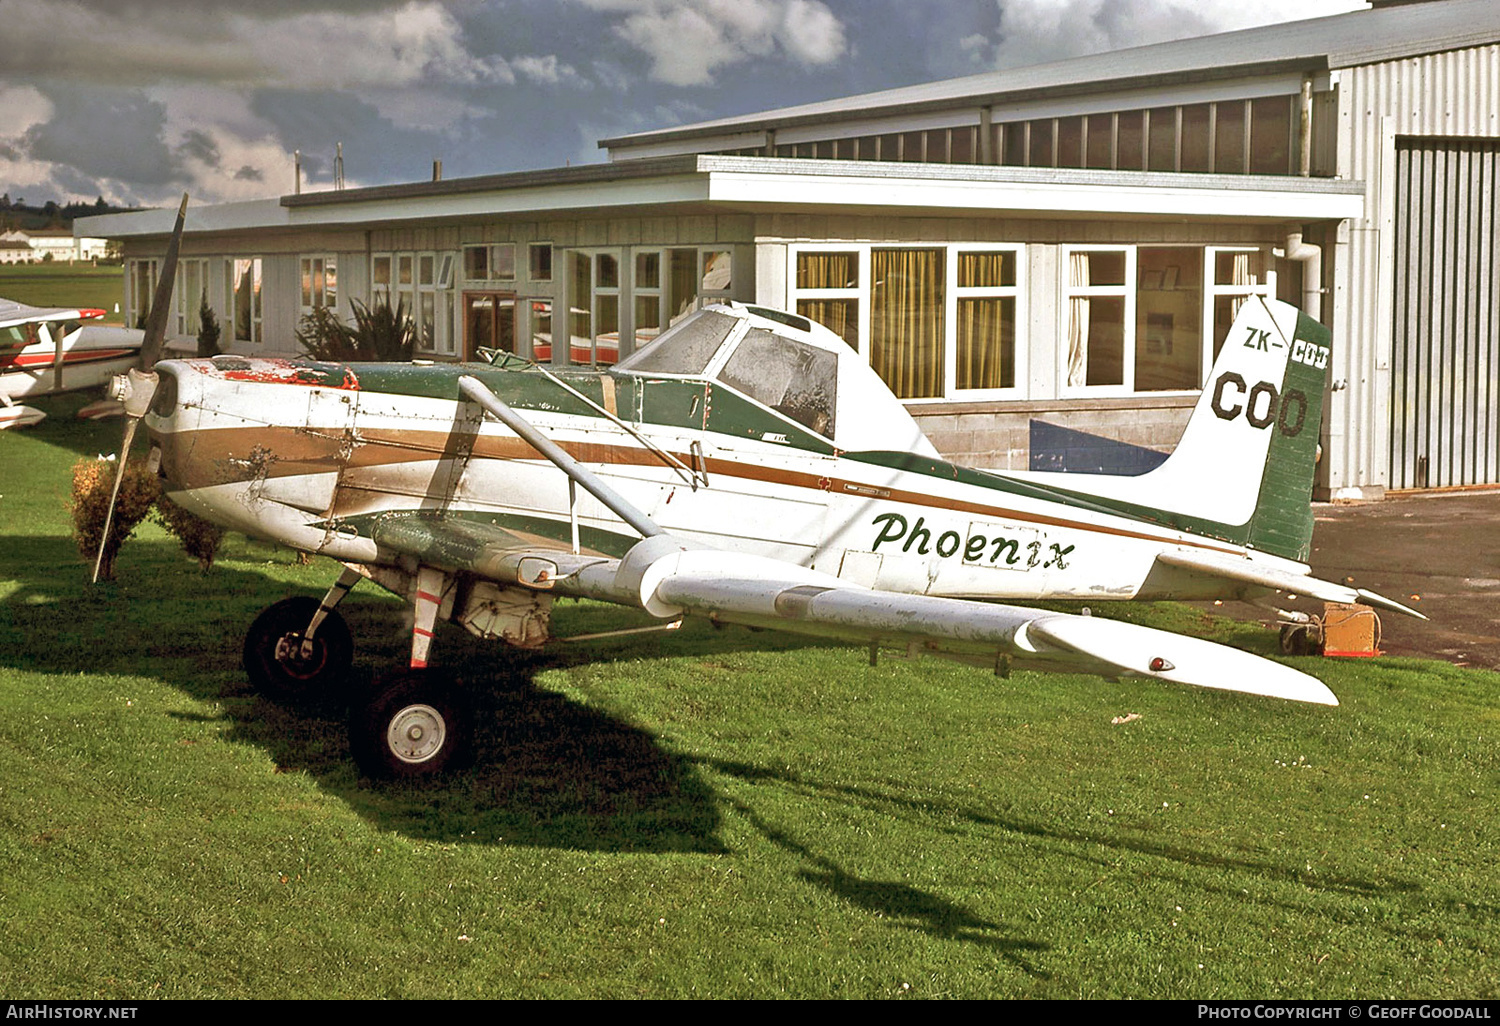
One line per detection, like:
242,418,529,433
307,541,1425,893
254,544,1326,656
233,166,264,182
177,129,222,169
24,84,179,185
247,88,455,185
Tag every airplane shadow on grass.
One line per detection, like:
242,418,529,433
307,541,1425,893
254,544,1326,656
0,535,737,855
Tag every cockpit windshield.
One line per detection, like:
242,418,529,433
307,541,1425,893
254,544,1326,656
615,309,741,376
612,303,938,456
718,327,837,437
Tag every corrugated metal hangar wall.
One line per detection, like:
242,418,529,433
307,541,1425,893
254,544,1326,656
1390,138,1500,489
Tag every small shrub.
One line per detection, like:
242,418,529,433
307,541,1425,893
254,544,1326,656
295,305,356,361
296,298,414,363
196,293,221,357
154,494,224,571
71,457,160,581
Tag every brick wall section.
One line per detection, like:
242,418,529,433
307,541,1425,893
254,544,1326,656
909,398,1194,470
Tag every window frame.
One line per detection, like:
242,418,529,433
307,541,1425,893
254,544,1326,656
174,258,210,338
299,254,338,315
127,258,159,329
1062,244,1279,397
788,242,1026,401
373,249,456,357
224,257,263,348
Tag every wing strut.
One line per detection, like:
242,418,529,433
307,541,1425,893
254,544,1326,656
457,374,665,541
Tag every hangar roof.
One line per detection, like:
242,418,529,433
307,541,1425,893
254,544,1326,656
600,0,1500,154
76,156,1365,240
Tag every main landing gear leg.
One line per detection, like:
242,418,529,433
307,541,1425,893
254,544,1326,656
349,566,472,780
242,566,361,704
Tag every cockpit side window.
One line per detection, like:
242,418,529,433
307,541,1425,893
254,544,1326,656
718,327,838,438
1,324,36,351
615,309,741,376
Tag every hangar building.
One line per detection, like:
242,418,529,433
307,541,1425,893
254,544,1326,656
81,0,1500,499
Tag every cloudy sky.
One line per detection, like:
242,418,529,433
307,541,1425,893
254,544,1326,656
0,0,1368,208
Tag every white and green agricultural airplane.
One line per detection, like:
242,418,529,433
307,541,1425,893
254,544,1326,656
120,269,1418,777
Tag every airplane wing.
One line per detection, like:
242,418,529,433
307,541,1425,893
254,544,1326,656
1154,548,1425,619
362,513,1338,706
0,300,105,330
352,374,1337,706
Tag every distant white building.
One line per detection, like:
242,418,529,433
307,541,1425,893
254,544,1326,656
81,0,1500,499
0,236,35,265
0,228,109,263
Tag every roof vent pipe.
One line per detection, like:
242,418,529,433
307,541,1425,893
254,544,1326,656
1299,76,1313,177
1284,232,1322,321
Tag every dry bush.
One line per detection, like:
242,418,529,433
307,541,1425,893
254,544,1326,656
71,458,160,581
154,495,225,571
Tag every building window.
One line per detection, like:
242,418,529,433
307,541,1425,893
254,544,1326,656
633,250,663,346
463,243,515,283
226,258,262,347
1066,245,1275,394
794,249,860,349
1065,248,1132,390
373,251,455,356
127,259,158,328
529,243,553,282
791,243,1022,400
530,300,552,359
1135,247,1203,390
300,255,338,313
175,258,210,337
997,95,1302,176
955,251,1017,390
567,249,621,366
871,248,945,399
1209,247,1272,357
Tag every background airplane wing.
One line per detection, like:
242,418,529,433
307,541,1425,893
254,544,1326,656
366,515,1337,706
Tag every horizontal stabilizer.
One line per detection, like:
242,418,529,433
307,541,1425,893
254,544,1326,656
1157,548,1426,620
1025,615,1337,705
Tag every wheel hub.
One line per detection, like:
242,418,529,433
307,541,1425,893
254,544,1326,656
386,704,447,764
273,633,323,677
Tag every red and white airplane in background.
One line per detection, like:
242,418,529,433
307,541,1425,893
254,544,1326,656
0,299,143,428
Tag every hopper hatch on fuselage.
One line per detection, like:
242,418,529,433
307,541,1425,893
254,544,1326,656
613,303,938,457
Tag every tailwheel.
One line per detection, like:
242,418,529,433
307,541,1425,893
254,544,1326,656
349,670,471,780
243,596,353,703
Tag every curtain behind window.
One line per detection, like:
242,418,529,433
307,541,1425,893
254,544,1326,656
871,248,943,399
1067,252,1090,387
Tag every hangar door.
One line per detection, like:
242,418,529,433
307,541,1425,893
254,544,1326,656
1390,138,1500,489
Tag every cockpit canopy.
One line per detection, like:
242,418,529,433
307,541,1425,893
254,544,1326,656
614,303,938,456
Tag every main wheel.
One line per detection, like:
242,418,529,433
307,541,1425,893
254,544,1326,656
243,596,353,703
349,670,471,779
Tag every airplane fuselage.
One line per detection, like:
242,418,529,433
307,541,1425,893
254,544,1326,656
147,355,1297,607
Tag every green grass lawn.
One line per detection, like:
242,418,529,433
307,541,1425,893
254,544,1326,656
0,264,126,324
1,395,1496,998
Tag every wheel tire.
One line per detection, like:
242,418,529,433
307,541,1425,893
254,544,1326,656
350,670,471,780
243,597,353,704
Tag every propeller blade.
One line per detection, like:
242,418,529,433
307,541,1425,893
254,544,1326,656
91,194,188,583
138,193,189,371
91,419,141,584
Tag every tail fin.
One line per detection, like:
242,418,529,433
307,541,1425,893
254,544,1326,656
1136,296,1329,561
1022,296,1330,562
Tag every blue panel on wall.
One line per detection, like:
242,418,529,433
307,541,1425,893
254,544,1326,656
1028,419,1169,476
